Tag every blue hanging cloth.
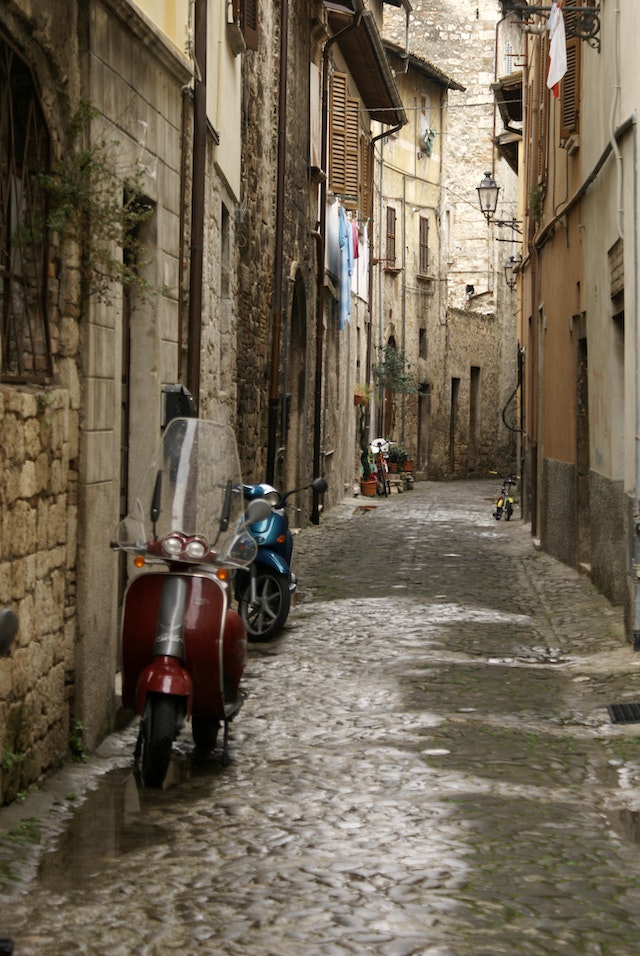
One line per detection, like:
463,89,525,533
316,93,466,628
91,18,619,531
338,205,353,331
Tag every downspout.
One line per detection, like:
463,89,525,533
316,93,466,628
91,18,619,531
370,121,403,438
632,114,640,647
266,0,289,484
377,135,384,436
187,0,207,410
312,1,364,524
401,174,406,444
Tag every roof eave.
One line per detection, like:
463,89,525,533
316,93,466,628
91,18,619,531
327,7,407,128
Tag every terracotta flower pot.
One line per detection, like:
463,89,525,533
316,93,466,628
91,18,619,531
360,476,377,497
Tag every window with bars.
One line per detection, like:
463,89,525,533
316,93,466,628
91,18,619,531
419,216,429,274
385,206,396,267
0,31,52,381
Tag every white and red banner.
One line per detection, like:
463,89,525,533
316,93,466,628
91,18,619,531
547,1,567,98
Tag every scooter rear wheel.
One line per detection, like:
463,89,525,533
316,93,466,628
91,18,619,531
192,714,220,752
140,694,178,787
238,569,290,642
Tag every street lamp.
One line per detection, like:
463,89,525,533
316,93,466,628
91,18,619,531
477,171,500,221
504,255,520,290
476,171,522,234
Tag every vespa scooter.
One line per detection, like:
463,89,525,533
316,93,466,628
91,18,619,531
235,476,327,642
112,417,270,787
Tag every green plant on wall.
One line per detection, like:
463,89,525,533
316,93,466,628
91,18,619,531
372,345,419,396
39,101,155,304
529,183,544,225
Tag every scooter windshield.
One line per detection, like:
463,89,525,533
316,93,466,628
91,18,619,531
115,418,257,568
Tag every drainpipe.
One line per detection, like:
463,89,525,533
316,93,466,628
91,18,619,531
311,1,364,524
266,0,289,484
370,122,403,438
632,114,640,647
401,174,406,444
187,0,207,411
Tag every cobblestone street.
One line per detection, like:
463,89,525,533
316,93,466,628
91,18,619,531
3,479,640,955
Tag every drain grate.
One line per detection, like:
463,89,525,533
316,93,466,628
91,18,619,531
607,702,640,724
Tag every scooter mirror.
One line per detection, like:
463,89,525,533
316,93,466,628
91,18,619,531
0,609,19,657
311,477,328,494
245,498,273,524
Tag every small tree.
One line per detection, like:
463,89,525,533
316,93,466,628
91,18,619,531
372,345,419,396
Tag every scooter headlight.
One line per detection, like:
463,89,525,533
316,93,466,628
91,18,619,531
162,533,186,556
185,536,208,559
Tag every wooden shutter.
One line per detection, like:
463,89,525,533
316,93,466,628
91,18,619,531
535,32,548,184
419,216,429,274
344,96,359,203
360,135,372,220
239,0,258,50
386,207,396,267
561,37,580,138
329,72,360,205
330,72,348,194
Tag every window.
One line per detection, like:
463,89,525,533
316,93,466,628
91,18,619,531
0,30,52,381
419,328,426,360
360,134,371,221
561,36,580,139
385,206,396,267
419,216,429,274
231,0,258,51
329,72,359,203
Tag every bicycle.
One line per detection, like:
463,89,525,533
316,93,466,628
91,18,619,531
491,472,519,521
370,438,391,497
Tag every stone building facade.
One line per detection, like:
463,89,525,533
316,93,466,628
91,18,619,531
0,0,237,802
383,0,521,478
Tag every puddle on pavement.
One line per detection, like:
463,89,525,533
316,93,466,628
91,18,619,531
35,747,225,891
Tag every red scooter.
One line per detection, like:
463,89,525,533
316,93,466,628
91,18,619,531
112,418,270,787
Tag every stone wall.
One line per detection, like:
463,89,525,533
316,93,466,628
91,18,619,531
0,387,77,803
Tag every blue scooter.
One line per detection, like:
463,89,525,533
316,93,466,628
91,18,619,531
235,476,327,641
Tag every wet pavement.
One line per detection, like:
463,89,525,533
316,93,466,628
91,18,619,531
3,478,640,954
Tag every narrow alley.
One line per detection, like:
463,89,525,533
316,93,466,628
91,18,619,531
2,479,640,956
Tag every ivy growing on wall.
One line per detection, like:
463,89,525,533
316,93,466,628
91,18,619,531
39,101,156,304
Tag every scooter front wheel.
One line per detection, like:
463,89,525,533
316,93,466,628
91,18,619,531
140,694,178,787
238,570,290,642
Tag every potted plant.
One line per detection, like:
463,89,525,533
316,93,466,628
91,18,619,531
387,444,409,473
358,406,377,496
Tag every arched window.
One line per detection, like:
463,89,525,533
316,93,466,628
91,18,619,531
0,30,52,381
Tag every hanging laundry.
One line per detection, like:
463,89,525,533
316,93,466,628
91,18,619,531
547,1,567,99
338,205,352,331
352,219,359,259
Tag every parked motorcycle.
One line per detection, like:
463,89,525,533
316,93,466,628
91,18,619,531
492,473,518,521
235,476,328,642
111,417,270,787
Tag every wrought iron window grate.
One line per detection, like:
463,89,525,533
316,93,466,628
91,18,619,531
0,30,52,382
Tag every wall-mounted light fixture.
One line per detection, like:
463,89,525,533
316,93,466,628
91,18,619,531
504,254,521,291
477,171,522,234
